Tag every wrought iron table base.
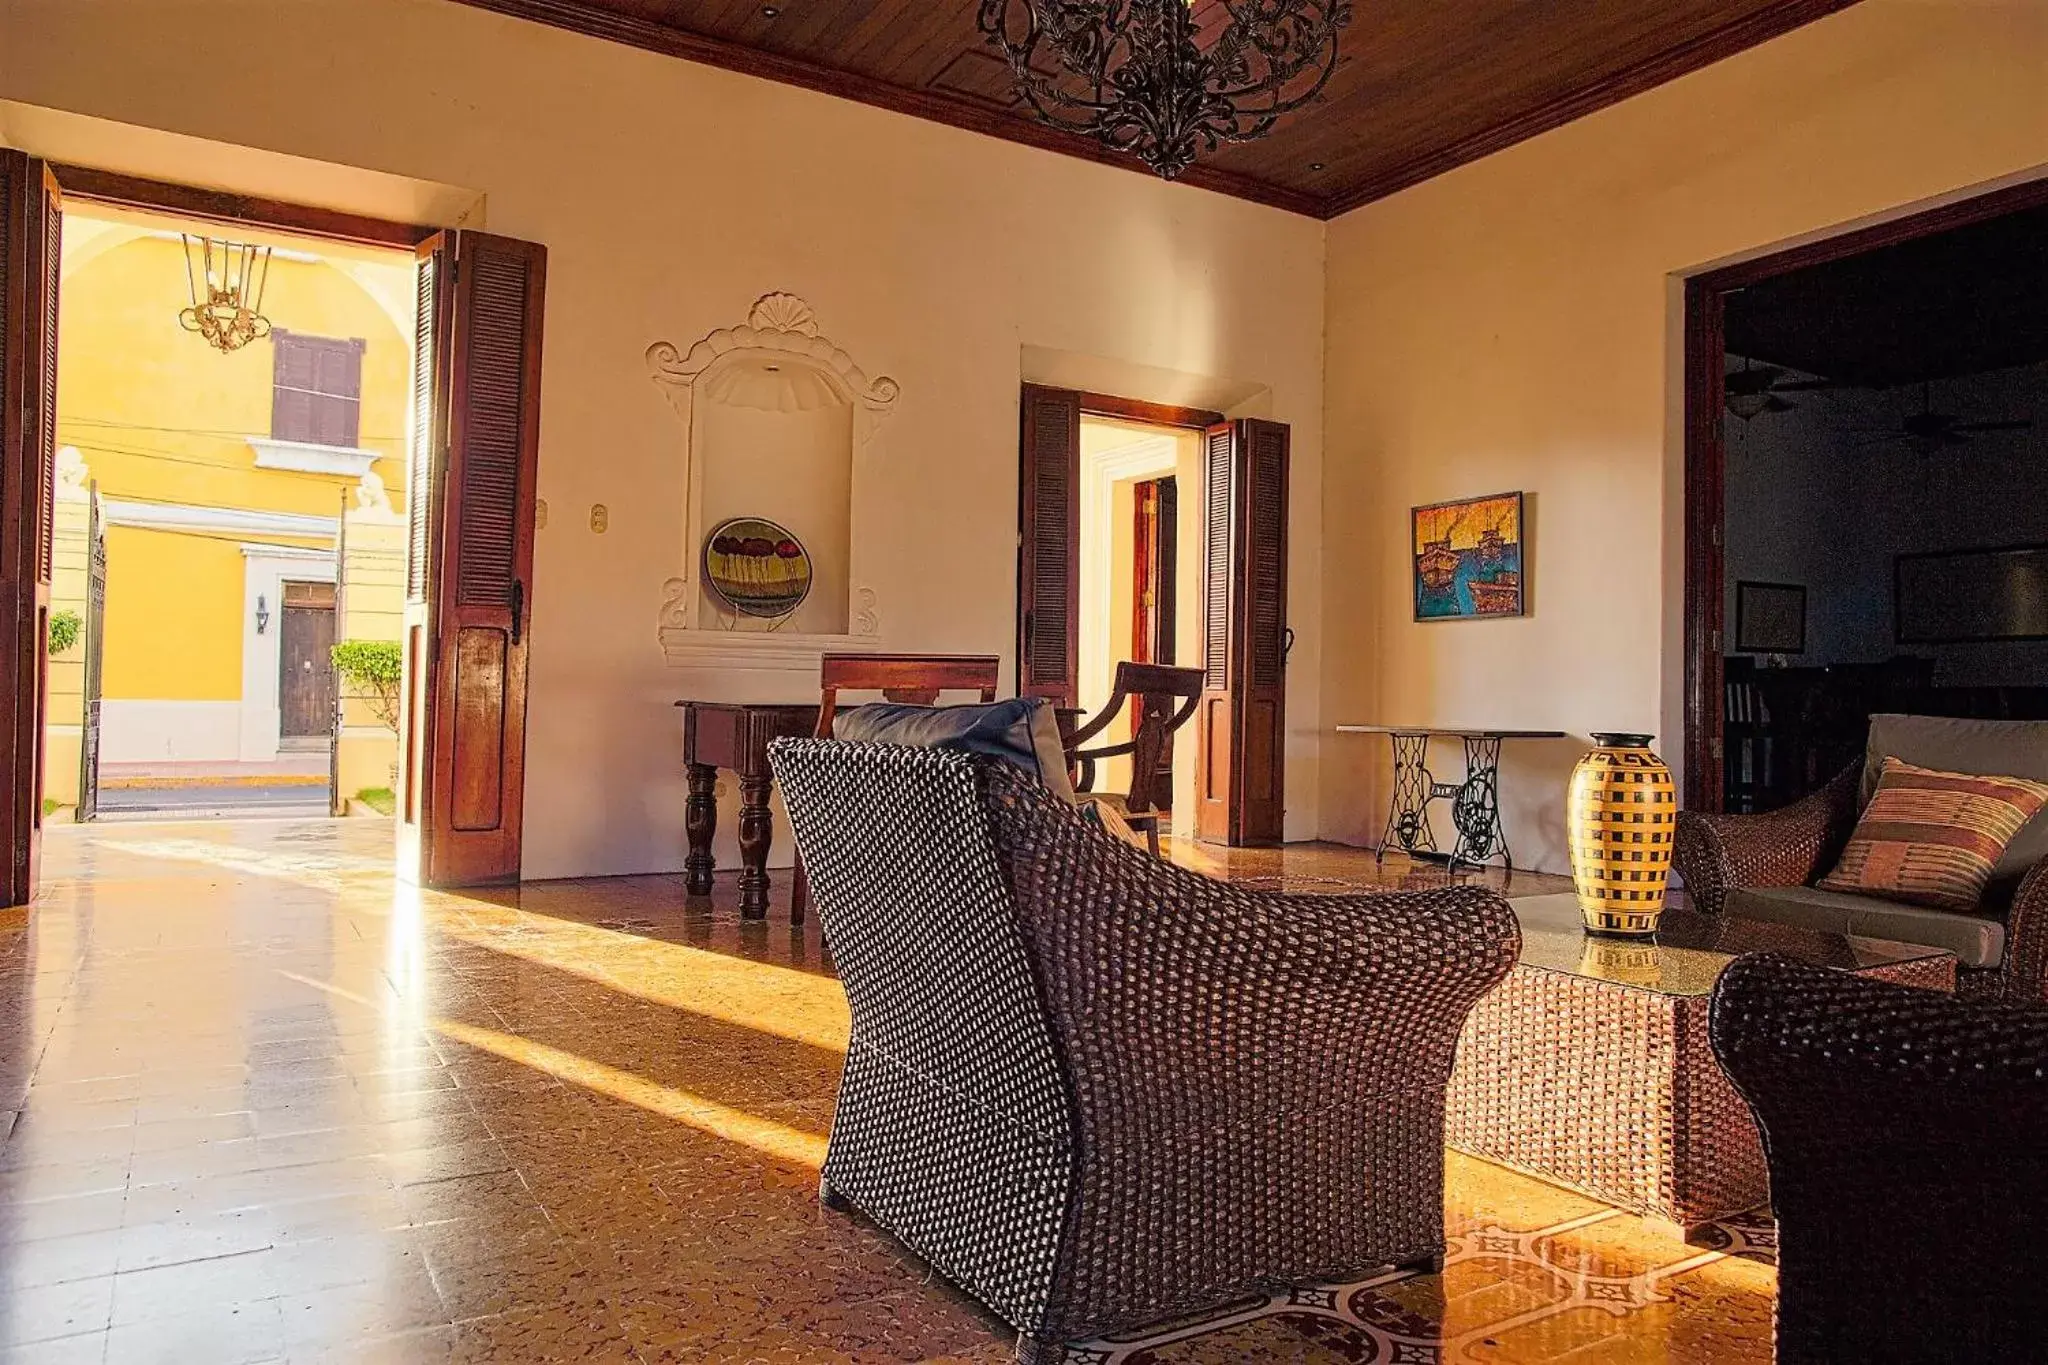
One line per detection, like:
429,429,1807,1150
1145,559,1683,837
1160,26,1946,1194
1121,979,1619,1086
1376,733,1514,873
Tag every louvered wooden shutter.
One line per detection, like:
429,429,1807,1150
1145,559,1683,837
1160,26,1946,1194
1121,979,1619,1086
1201,425,1234,691
1196,424,1237,841
406,230,545,888
0,154,60,906
1017,385,1081,702
1194,418,1290,846
406,246,444,604
273,332,365,447
1235,419,1289,844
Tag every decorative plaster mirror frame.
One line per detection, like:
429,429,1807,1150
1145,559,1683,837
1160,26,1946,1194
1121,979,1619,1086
647,293,898,670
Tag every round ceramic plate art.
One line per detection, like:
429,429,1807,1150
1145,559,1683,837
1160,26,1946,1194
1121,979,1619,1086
703,516,813,620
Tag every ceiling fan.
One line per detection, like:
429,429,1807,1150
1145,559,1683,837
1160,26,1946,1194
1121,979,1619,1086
1724,358,1839,421
1882,382,2034,454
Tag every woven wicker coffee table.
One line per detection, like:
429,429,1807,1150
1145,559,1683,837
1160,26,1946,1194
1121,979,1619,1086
1446,893,1955,1237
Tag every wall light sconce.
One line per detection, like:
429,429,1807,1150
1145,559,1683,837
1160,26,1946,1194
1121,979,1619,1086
256,594,271,635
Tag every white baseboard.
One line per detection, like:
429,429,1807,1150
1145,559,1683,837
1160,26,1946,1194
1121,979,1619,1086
101,701,243,763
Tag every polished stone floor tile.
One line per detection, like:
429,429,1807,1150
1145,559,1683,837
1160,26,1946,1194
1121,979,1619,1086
0,819,1766,1362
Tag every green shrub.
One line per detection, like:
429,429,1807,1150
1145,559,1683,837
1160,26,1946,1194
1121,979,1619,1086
354,787,396,816
48,609,81,656
331,640,403,732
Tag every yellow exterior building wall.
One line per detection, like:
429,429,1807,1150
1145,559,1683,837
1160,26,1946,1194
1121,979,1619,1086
42,204,414,805
100,526,251,702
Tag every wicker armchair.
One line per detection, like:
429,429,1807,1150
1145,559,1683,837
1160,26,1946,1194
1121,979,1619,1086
1709,954,2048,1364
770,739,1520,1363
1676,764,2048,1001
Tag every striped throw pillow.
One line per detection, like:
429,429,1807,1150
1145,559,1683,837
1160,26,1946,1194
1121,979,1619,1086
1819,757,2048,912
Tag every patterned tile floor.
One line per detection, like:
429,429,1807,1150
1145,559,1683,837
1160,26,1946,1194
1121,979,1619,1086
0,821,1773,1363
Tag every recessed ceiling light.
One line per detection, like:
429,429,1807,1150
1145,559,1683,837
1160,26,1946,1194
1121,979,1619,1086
761,5,779,15
1309,162,1326,171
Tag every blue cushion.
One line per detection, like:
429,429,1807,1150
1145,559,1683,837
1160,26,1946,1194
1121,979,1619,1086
833,698,1076,803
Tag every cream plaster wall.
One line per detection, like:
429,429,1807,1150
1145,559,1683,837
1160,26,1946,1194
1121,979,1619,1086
1321,0,2048,873
0,0,1326,878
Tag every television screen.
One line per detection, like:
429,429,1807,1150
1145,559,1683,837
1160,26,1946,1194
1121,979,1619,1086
1896,546,2048,643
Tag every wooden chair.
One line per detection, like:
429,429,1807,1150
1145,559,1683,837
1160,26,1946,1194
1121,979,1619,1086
1065,661,1204,856
813,653,1001,738
792,653,1002,920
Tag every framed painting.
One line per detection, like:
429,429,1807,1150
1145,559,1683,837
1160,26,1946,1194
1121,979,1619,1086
1735,580,1806,653
1413,492,1524,621
1896,545,2048,644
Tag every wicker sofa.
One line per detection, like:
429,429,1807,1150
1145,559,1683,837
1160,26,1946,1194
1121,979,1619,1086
1675,714,2048,1002
1710,954,2048,1363
771,738,1520,1363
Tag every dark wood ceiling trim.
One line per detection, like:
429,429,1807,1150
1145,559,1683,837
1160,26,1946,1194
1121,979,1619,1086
443,0,1328,218
1322,0,1867,219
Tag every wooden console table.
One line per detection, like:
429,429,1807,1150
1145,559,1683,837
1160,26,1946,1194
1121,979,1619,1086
1337,724,1565,872
676,701,819,919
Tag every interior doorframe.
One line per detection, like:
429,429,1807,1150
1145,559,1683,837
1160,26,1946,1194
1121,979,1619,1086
1682,174,2048,813
2,163,490,896
1021,387,1283,839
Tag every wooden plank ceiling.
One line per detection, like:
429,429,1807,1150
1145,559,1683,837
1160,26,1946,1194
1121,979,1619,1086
449,0,1863,219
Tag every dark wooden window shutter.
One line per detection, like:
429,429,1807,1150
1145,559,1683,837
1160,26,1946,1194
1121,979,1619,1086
1196,418,1290,846
399,230,545,889
0,152,61,906
1017,384,1081,702
271,331,364,447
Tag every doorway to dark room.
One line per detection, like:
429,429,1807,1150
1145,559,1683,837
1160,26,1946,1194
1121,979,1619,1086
1684,178,2048,813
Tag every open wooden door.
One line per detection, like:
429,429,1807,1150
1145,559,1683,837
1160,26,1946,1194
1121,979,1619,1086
1195,418,1290,846
397,230,545,888
0,152,60,905
1016,384,1081,705
76,485,105,824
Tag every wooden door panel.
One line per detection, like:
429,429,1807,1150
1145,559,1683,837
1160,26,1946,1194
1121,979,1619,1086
1017,384,1080,703
280,605,337,738
1196,419,1289,846
1196,425,1236,842
449,626,508,832
401,229,544,887
1236,419,1290,844
0,153,59,905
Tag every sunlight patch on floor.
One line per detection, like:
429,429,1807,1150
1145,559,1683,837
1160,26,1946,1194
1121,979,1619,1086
280,968,830,1169
429,904,852,1053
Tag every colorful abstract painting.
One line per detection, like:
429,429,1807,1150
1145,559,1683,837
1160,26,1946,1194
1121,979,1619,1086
1413,492,1525,621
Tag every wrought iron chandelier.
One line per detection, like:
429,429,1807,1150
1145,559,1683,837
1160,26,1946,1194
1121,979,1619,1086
977,0,1352,179
178,233,274,354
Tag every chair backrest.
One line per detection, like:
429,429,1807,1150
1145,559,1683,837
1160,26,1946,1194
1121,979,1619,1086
1064,661,1204,812
770,739,1069,1127
814,653,1001,737
1710,953,2048,1363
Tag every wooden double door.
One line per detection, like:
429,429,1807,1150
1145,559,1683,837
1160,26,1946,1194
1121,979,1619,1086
0,152,547,901
1016,386,1290,846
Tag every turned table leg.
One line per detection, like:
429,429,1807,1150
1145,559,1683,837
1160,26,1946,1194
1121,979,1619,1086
684,763,717,896
737,773,774,920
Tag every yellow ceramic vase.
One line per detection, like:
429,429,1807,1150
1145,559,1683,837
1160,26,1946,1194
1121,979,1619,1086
1567,732,1677,938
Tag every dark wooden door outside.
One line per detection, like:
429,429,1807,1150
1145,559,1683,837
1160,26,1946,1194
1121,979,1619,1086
280,590,337,739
